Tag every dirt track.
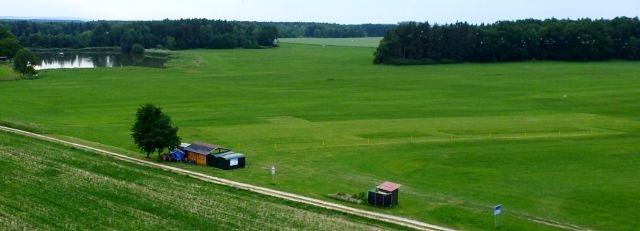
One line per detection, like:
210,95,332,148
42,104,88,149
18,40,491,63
0,125,455,231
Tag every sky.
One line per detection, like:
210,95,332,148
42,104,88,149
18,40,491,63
3,0,639,24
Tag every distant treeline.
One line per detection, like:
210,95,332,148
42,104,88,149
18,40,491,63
264,22,395,38
374,17,640,64
1,19,278,53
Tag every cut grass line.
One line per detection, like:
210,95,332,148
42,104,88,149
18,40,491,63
0,125,453,231
529,218,586,231
277,130,624,151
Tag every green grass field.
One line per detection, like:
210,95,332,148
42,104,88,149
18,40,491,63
0,131,406,230
279,37,382,47
1,43,639,230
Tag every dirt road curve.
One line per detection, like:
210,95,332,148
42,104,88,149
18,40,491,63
0,125,455,231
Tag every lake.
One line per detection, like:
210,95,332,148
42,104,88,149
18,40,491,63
34,52,167,70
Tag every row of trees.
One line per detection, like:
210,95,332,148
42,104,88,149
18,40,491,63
374,17,640,64
267,22,395,38
2,19,279,53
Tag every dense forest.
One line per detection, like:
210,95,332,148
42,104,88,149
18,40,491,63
374,17,640,64
1,19,278,52
0,19,394,53
265,22,395,38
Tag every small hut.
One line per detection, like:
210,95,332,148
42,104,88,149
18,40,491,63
183,142,231,166
368,181,402,207
208,152,246,170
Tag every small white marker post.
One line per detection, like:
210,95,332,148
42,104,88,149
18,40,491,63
494,204,502,228
271,165,276,184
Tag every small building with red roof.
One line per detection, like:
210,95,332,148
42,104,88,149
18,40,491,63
368,181,402,207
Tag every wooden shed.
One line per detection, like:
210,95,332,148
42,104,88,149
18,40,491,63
183,142,231,166
368,181,402,207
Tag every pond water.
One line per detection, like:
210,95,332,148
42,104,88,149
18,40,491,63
34,52,167,70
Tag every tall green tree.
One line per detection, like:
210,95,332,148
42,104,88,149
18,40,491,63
90,22,112,47
256,26,278,46
13,49,37,77
131,103,181,158
0,25,23,58
130,43,145,55
120,29,142,53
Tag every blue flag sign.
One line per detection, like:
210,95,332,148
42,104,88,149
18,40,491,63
494,204,502,216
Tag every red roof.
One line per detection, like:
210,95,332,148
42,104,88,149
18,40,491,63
377,181,402,192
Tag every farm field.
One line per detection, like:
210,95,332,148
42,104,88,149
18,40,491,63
279,37,382,47
0,131,405,230
1,43,640,230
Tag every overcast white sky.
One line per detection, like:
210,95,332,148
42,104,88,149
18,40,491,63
3,0,639,24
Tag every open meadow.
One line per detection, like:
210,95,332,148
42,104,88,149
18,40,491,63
279,37,382,47
1,42,639,230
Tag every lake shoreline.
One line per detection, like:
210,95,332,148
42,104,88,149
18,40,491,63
33,50,169,70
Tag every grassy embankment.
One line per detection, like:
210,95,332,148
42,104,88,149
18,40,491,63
0,41,639,230
0,62,18,81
